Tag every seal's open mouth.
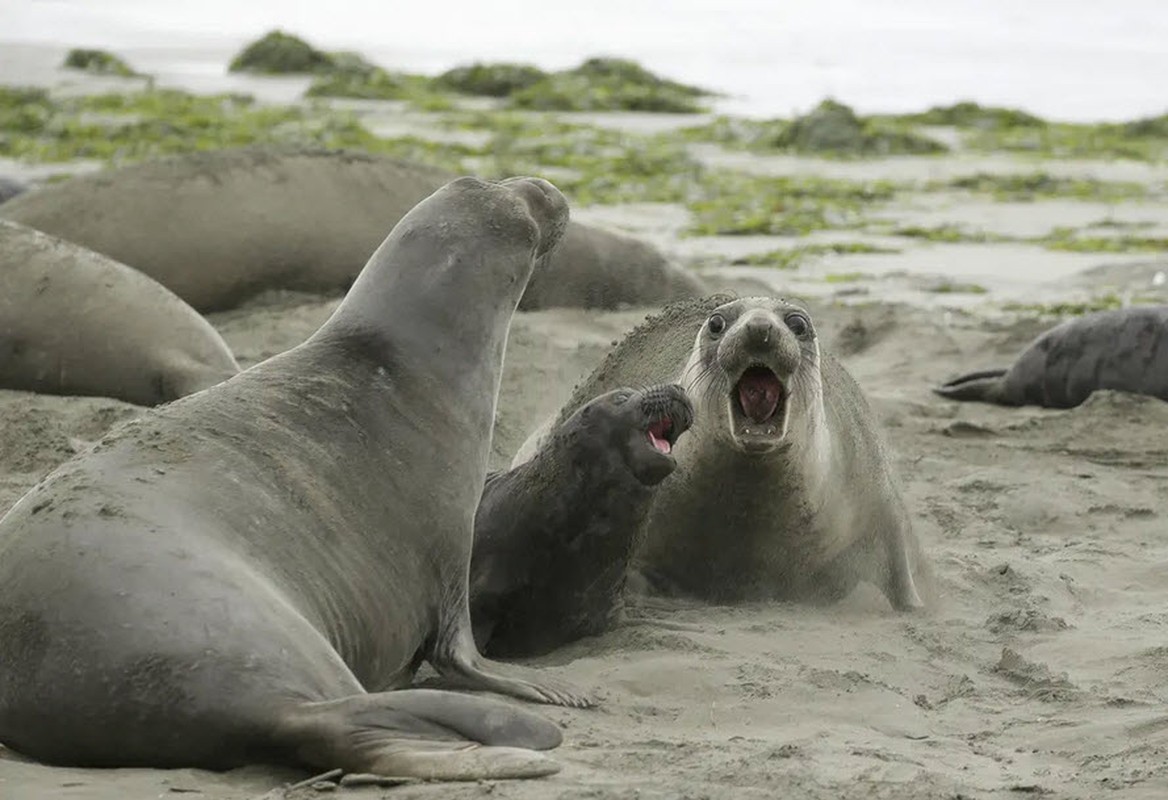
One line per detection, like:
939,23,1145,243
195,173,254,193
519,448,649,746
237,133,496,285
730,365,790,452
647,416,677,455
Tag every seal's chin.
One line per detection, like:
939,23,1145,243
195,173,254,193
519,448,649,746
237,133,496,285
728,365,790,454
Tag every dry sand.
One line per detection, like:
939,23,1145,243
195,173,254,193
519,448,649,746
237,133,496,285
3,48,1168,799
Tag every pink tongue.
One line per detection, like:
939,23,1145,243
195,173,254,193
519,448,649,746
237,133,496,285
737,370,782,423
648,431,671,454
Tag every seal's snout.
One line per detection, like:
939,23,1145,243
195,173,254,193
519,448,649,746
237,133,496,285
640,384,694,457
499,177,570,259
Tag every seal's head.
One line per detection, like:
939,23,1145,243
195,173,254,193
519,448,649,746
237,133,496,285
567,384,694,486
684,296,820,455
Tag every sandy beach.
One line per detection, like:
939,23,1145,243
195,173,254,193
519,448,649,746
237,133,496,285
2,36,1168,800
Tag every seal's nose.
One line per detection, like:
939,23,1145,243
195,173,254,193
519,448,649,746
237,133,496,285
743,315,778,351
499,176,570,258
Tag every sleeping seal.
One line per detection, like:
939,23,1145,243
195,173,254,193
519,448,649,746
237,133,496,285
514,295,924,611
0,219,240,405
0,176,588,783
934,305,1168,408
471,384,694,658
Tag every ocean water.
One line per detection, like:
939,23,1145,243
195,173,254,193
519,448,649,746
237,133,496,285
1,0,1165,121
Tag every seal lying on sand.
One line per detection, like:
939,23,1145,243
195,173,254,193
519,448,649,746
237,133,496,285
0,219,239,405
0,176,588,782
934,305,1168,408
514,295,924,611
472,384,694,658
0,147,706,312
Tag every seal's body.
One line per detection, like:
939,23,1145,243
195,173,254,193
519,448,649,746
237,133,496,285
471,384,693,658
935,306,1168,408
0,176,586,783
0,219,239,405
0,148,705,312
516,296,923,611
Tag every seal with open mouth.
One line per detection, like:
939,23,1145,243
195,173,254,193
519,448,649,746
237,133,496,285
513,295,924,611
471,384,694,658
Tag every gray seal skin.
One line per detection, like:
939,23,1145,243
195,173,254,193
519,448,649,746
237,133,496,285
514,295,924,611
934,305,1168,408
0,176,591,783
471,384,694,659
0,219,240,405
0,176,27,205
0,147,707,312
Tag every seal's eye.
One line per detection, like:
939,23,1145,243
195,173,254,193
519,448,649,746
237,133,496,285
785,312,811,337
612,391,633,405
707,314,726,336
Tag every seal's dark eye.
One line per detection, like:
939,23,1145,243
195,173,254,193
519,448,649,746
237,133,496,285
707,314,726,336
785,312,811,337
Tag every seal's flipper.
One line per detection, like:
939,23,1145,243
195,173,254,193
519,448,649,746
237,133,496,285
431,624,596,709
274,691,560,780
932,369,1007,403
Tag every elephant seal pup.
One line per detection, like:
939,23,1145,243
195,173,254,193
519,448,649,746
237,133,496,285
515,295,924,611
0,219,240,405
934,305,1168,408
0,147,706,311
471,384,694,658
0,176,588,783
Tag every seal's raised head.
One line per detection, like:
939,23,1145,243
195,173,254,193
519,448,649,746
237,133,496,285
683,296,820,455
567,384,693,486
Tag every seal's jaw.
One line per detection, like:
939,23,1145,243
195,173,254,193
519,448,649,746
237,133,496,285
728,364,791,454
628,388,694,486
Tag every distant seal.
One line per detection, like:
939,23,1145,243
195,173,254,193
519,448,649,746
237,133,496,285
471,384,694,658
0,148,706,312
0,176,588,783
0,219,240,405
515,295,924,611
934,305,1168,408
0,177,27,205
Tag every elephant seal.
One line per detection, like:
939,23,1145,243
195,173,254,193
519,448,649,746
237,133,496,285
0,176,589,783
0,176,27,205
514,295,924,610
0,219,240,405
0,147,706,312
471,384,694,658
934,305,1168,408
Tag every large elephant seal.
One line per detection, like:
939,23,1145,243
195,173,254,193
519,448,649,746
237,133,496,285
515,295,924,611
0,219,240,405
0,147,706,312
471,384,694,658
934,305,1168,408
0,176,589,783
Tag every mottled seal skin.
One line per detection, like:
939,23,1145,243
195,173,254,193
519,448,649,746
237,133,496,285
0,147,706,312
934,306,1168,408
0,177,27,205
471,384,694,658
515,295,923,611
0,176,589,783
0,219,239,405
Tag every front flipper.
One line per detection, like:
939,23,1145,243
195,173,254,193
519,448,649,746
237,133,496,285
932,368,1008,404
273,689,561,781
431,613,596,709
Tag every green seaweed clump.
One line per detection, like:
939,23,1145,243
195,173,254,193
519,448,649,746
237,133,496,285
229,30,335,74
437,62,547,97
733,242,900,269
895,101,1045,130
1003,294,1125,316
944,172,1148,202
62,49,140,78
510,57,712,113
0,87,53,135
305,54,453,109
771,99,947,157
892,224,1001,244
928,281,989,294
686,174,898,236
1040,227,1168,253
